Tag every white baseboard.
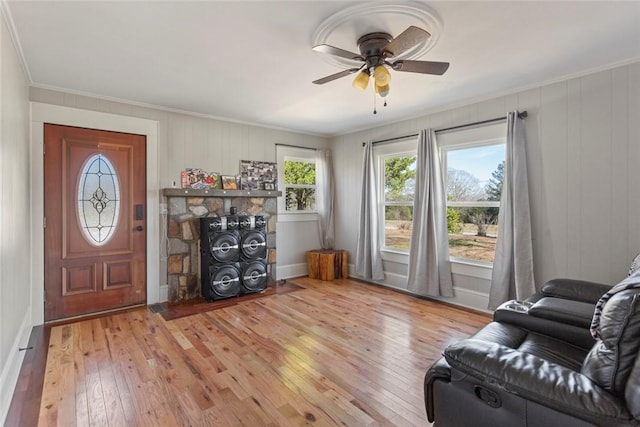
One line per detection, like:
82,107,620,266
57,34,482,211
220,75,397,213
353,270,491,313
432,287,491,314
276,263,308,280
0,308,34,426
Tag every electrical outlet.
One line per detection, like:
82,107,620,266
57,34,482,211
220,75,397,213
160,203,168,214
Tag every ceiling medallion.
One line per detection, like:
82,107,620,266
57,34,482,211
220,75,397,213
312,1,444,70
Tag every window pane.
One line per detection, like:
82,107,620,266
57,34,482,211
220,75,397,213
445,143,504,263
77,154,120,245
284,160,315,185
384,205,413,250
384,155,416,202
447,145,505,202
285,187,316,211
447,206,498,262
283,159,316,212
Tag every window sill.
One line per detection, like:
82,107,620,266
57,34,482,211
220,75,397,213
450,258,493,280
380,250,493,280
277,212,319,222
381,248,409,263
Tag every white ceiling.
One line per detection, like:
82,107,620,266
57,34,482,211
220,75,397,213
4,1,640,137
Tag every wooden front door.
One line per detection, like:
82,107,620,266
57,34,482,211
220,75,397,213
44,124,147,321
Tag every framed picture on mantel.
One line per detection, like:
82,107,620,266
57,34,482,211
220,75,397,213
240,160,277,191
221,175,239,190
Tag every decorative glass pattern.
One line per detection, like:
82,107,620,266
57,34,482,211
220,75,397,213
77,154,120,245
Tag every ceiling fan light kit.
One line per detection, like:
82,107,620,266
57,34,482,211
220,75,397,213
374,65,392,87
352,70,370,91
311,4,449,113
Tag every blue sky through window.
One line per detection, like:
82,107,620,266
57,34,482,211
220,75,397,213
447,144,505,185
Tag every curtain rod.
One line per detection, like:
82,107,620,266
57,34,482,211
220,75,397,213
363,111,528,146
275,143,318,151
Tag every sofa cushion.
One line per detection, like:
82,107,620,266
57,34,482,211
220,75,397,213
539,278,611,304
468,321,587,371
581,288,640,396
528,297,594,329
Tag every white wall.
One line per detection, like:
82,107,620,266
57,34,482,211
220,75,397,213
0,10,31,425
332,61,640,311
29,87,330,287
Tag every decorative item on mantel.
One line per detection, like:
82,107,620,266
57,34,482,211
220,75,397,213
181,168,220,189
240,160,278,191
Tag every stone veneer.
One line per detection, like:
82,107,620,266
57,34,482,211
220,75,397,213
164,189,279,303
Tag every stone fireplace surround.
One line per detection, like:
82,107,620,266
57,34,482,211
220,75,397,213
163,188,280,303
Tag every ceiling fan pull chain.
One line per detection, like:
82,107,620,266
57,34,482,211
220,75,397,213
373,90,377,114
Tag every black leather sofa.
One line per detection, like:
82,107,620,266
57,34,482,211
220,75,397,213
425,277,640,426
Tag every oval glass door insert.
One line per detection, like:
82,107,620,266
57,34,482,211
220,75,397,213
77,154,120,245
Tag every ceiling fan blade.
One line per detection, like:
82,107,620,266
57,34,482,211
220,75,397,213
312,44,364,61
383,26,431,58
392,60,450,75
312,68,361,85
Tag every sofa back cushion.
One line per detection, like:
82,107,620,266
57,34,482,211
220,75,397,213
581,289,640,396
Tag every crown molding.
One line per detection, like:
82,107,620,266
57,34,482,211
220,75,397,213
0,0,32,84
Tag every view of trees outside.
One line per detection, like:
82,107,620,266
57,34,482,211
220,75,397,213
446,159,503,262
383,144,505,263
284,160,316,211
383,155,415,249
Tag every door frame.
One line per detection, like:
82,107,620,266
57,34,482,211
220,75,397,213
31,102,161,325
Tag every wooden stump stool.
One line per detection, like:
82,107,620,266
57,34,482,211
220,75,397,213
306,249,348,281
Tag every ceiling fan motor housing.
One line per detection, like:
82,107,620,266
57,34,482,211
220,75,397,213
357,32,393,70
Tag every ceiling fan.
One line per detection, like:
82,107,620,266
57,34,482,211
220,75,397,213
312,26,449,98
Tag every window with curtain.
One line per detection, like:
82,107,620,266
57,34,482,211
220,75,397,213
374,139,416,253
442,139,505,263
276,145,319,221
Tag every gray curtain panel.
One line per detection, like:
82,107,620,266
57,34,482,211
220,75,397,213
355,141,385,281
407,129,454,296
488,111,536,309
316,148,335,249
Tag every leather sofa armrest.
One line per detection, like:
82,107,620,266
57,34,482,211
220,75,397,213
541,278,611,304
528,297,594,329
424,358,451,422
493,307,595,349
443,339,631,424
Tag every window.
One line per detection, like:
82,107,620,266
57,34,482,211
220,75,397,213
376,139,416,252
77,154,120,245
284,158,316,211
276,145,318,220
443,141,505,263
373,124,506,266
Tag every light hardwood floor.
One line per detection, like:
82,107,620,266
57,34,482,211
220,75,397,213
32,277,490,426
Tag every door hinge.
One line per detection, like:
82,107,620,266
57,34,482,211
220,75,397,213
43,217,46,228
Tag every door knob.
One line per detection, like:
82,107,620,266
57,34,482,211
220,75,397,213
135,225,144,232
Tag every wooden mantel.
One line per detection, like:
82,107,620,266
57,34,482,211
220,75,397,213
163,188,282,198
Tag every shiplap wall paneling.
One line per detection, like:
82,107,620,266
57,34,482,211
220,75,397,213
0,15,32,425
539,82,569,281
628,64,640,269
611,67,630,278
580,71,613,283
